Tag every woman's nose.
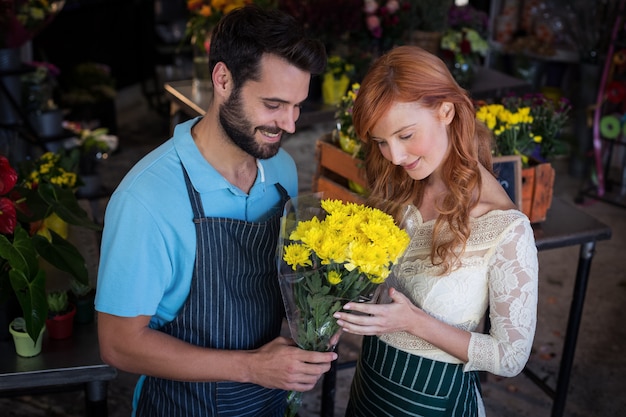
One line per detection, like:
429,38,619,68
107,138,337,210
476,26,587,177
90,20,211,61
387,142,406,165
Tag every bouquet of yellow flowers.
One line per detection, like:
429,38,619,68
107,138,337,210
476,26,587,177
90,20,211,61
277,195,411,416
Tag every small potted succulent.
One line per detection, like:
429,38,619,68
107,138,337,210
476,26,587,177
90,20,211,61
46,289,76,339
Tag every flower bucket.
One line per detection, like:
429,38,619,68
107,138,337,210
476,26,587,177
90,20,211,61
45,303,76,340
9,318,45,357
322,73,350,105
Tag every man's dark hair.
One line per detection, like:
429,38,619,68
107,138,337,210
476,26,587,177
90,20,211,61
209,4,327,89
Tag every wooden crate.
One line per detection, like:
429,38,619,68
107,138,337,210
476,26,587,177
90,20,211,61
312,134,367,204
521,162,555,223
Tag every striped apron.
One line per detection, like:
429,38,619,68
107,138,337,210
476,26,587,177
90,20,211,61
345,336,481,417
136,167,289,416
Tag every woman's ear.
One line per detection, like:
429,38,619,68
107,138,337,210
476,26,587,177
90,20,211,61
439,102,455,125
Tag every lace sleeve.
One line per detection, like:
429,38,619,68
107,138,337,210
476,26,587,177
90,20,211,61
465,218,538,377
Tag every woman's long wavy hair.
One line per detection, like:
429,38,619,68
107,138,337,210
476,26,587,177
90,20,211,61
352,46,494,274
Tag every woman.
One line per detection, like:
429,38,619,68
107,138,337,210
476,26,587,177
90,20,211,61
333,46,538,417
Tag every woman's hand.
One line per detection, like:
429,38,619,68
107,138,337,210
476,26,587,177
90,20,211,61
333,287,421,336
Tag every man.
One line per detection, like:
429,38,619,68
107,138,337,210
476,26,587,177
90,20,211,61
95,5,335,416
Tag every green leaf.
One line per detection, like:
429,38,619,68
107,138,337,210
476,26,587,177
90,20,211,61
33,231,89,286
38,184,102,231
0,227,38,280
9,267,47,343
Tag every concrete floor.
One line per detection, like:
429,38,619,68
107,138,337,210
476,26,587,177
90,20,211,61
1,84,624,416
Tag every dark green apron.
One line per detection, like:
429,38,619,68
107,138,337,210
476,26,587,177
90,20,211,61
345,336,481,417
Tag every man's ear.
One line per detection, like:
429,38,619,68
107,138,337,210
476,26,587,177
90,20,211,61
439,102,455,125
212,62,232,97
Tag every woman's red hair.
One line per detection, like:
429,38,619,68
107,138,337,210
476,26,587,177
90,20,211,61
352,45,494,273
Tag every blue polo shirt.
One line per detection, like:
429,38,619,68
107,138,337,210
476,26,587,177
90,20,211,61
95,117,298,328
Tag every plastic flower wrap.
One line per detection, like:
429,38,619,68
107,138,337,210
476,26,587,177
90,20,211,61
277,195,412,417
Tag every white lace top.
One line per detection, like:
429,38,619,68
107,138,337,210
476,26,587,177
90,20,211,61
380,209,538,377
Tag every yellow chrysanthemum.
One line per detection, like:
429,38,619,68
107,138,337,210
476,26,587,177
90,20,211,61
283,243,312,270
327,270,342,285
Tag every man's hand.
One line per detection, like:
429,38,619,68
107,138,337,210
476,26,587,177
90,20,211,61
247,337,338,392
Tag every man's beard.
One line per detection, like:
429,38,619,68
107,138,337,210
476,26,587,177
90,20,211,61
219,88,283,159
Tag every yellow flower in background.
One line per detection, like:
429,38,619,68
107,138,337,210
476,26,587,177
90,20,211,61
25,152,77,190
476,103,536,164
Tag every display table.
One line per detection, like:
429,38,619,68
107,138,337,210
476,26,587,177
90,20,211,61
320,197,612,417
0,322,117,417
163,67,529,134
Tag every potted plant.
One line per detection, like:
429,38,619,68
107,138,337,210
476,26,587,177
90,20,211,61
475,92,572,222
62,122,119,198
59,62,118,134
0,153,101,345
21,61,64,138
69,278,95,324
9,317,45,357
321,55,356,105
406,0,454,54
46,289,76,339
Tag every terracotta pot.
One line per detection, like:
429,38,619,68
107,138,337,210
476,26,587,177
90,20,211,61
46,303,76,340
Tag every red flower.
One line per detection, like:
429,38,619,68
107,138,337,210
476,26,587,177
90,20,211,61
0,155,18,195
0,197,16,235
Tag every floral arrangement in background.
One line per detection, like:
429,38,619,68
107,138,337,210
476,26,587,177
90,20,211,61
0,153,100,343
440,26,488,88
447,3,488,37
363,0,412,53
322,55,355,106
440,27,489,63
333,82,361,157
325,55,355,81
59,62,116,107
475,92,572,165
278,196,410,416
0,0,65,48
21,151,77,190
185,0,253,52
501,93,572,161
21,61,60,113
63,122,118,156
